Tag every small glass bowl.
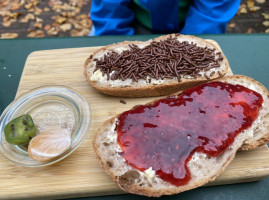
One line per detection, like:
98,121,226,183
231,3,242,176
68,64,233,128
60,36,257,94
0,86,91,167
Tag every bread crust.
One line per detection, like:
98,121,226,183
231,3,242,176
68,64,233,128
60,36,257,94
93,75,269,197
84,34,230,97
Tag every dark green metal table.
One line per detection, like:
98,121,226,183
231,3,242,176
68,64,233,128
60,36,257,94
0,34,268,200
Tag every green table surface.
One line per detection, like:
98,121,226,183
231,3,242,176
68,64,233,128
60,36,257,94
0,34,268,200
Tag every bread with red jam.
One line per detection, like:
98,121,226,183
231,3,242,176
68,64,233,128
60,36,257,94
93,75,269,197
84,34,230,97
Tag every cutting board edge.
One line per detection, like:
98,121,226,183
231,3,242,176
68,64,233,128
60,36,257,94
1,165,269,200
26,46,103,57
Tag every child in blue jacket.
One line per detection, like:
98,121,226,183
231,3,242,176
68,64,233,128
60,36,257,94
90,0,240,36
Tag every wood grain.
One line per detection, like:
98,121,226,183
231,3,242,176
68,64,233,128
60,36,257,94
0,46,269,200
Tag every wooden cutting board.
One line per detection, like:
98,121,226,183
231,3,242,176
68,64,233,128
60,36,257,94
1,46,269,200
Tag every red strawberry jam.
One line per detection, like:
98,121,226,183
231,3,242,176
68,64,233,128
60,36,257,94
116,82,263,186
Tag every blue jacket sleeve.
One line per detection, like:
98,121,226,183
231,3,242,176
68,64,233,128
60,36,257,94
180,0,240,34
90,0,134,36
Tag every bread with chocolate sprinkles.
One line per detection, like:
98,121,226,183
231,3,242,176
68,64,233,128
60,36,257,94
84,34,230,97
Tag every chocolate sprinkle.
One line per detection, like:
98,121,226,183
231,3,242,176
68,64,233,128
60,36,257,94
94,37,223,82
120,99,126,104
204,73,210,80
210,71,215,77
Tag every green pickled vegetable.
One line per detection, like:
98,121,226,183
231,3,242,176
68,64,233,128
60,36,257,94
4,114,36,145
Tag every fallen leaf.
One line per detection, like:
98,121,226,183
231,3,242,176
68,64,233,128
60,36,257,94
79,14,90,19
28,8,35,12
19,13,35,23
51,15,56,20
36,17,43,23
67,11,76,18
44,7,50,12
47,27,59,36
61,11,68,17
228,23,236,28
24,3,34,9
80,19,88,27
262,21,269,27
27,30,45,38
70,29,79,37
70,0,78,7
52,22,59,28
0,11,11,17
52,4,63,13
59,23,72,32
249,6,260,12
56,16,66,24
262,13,269,20
74,7,80,14
44,24,51,31
20,0,26,5
240,8,247,14
9,12,22,19
34,22,43,29
48,0,55,7
73,22,82,29
2,19,16,27
247,0,255,8
256,0,265,3
238,4,247,14
33,0,40,6
34,7,43,15
265,28,269,33
70,28,89,37
3,16,9,22
27,28,35,33
10,3,21,10
246,28,253,33
1,33,19,39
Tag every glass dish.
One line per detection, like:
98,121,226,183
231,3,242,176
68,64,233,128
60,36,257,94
0,86,91,167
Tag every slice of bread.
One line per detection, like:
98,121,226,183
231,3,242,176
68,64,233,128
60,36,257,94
93,75,269,197
84,34,230,97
